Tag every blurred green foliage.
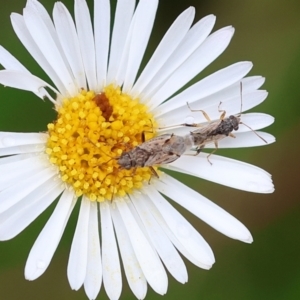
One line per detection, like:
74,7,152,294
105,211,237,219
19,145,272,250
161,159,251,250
0,0,299,299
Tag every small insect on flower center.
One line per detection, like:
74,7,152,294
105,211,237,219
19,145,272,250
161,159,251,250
46,85,157,201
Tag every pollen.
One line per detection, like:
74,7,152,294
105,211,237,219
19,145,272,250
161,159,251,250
46,85,157,201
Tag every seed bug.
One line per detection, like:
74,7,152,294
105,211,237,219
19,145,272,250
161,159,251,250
92,122,191,195
187,101,243,158
118,132,192,177
162,82,268,164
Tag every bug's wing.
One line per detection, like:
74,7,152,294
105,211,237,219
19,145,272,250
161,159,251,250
196,134,228,149
144,152,179,166
163,135,188,156
191,120,225,147
139,134,171,153
138,134,172,152
191,120,221,135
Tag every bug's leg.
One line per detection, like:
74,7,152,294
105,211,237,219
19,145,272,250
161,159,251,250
141,119,157,142
229,133,236,138
99,172,115,201
110,186,115,202
218,102,226,120
158,123,200,130
187,102,211,122
88,138,120,161
114,168,137,197
206,142,218,165
147,166,159,184
130,168,137,178
160,103,213,129
101,172,111,185
149,166,159,178
195,145,205,156
141,129,154,142
119,168,136,183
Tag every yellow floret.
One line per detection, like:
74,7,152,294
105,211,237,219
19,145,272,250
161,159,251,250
46,85,158,202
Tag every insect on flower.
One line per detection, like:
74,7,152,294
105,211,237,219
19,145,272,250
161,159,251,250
163,83,268,164
122,82,269,172
117,132,192,177
92,130,191,201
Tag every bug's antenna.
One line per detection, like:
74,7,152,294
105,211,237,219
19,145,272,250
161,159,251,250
239,122,268,143
88,138,120,162
238,81,267,144
239,81,243,115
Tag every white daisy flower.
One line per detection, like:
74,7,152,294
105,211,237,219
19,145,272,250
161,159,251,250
0,0,275,299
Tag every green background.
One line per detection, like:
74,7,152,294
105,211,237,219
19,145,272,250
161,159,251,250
0,0,299,299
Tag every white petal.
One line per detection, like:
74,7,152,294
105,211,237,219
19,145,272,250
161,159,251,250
74,0,97,91
0,132,47,148
143,192,212,269
106,0,135,84
241,75,265,90
94,0,110,89
131,193,188,283
158,75,266,125
84,201,102,300
26,0,68,62
0,180,63,240
10,13,67,95
239,113,275,131
157,175,253,243
146,185,215,268
100,202,122,300
121,0,159,93
113,16,134,87
0,46,51,99
166,154,274,193
0,154,50,192
140,14,216,102
153,61,253,117
0,70,58,99
0,143,45,156
0,45,28,72
0,152,38,165
213,131,275,148
157,90,268,128
0,153,45,170
110,203,147,300
149,26,235,109
68,197,90,290
25,189,76,280
213,91,268,117
116,200,168,295
132,8,201,97
53,2,86,90
126,198,150,240
0,166,57,213
23,5,77,95
0,154,49,185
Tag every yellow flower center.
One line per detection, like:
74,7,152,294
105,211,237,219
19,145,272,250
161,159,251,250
46,85,157,201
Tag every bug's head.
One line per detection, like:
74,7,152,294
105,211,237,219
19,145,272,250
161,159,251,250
229,115,240,131
117,153,132,170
